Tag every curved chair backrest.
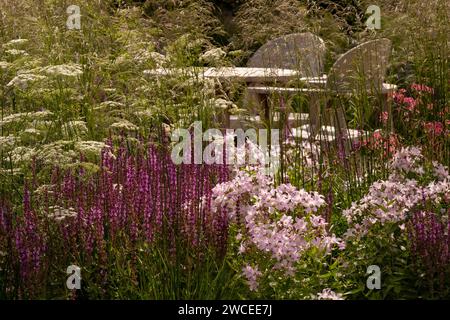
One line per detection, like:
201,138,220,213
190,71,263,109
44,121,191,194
326,38,392,93
247,32,327,77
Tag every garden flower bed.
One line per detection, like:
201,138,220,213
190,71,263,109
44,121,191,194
0,0,448,300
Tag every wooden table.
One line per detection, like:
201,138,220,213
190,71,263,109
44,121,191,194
145,68,371,133
143,67,306,83
144,67,318,128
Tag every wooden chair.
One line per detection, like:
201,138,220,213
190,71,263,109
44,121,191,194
247,32,327,76
248,38,396,141
235,33,327,129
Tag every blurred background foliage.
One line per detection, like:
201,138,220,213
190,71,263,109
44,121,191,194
104,0,449,75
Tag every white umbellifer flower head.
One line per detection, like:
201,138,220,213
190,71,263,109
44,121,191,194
33,141,78,166
10,146,35,163
47,206,77,222
94,101,125,111
6,73,46,89
212,98,230,110
133,48,155,64
0,112,27,126
212,98,239,114
22,128,42,136
186,38,205,51
63,121,88,137
41,64,83,77
32,110,54,119
0,61,11,70
149,52,167,67
74,141,108,156
110,119,138,131
200,48,226,64
4,38,29,48
0,110,53,127
0,167,22,176
134,109,153,117
0,135,19,152
5,49,29,57
34,184,55,196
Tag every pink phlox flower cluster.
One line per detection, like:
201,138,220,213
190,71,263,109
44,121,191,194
432,161,449,181
316,288,345,300
242,265,262,291
389,146,424,177
343,179,420,237
211,167,270,220
424,180,450,203
211,162,345,286
256,183,326,214
344,147,450,239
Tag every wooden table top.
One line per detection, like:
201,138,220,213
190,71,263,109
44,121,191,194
144,67,314,83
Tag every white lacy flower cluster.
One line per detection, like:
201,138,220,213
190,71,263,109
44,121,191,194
40,64,83,77
133,49,168,66
10,146,35,164
113,30,165,67
63,121,88,138
6,73,46,90
94,101,125,111
182,77,217,97
0,135,19,152
0,111,53,127
211,98,239,113
109,119,139,131
32,141,78,166
74,141,108,157
3,38,29,48
200,48,226,65
5,49,29,57
0,61,11,70
6,139,108,168
148,52,167,67
47,206,77,222
6,63,82,90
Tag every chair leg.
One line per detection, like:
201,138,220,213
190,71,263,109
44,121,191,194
279,96,292,138
383,92,394,133
308,93,322,137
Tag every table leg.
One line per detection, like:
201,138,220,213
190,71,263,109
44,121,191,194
223,109,231,129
